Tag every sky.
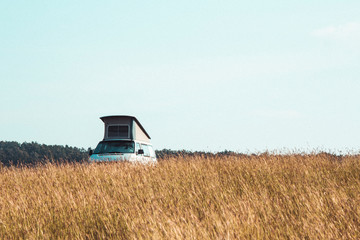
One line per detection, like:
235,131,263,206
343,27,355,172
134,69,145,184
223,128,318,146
1,1,360,152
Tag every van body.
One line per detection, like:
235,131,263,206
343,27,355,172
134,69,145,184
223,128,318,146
89,115,157,163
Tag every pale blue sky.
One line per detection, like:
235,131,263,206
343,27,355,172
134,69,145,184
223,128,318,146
1,1,359,152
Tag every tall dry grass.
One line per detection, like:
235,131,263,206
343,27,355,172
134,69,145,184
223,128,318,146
0,154,359,239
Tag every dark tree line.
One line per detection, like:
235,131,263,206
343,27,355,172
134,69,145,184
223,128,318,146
0,141,88,166
154,149,244,159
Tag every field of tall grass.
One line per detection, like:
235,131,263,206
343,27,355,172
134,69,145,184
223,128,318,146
1,154,359,239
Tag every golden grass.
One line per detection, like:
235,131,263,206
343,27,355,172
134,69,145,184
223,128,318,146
0,154,360,239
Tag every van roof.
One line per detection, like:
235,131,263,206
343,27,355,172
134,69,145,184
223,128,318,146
100,115,151,139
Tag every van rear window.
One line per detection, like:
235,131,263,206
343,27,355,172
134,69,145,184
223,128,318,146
108,125,129,138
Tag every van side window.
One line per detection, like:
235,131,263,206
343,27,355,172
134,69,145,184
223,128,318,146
135,143,141,152
141,144,150,157
148,146,156,158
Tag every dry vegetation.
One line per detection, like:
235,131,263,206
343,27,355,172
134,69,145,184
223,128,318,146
1,154,360,239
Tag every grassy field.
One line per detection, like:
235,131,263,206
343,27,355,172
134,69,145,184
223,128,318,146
0,154,360,239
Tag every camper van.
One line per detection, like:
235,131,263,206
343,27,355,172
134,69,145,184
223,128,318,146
89,115,157,163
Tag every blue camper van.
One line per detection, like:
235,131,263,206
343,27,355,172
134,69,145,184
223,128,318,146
89,115,157,163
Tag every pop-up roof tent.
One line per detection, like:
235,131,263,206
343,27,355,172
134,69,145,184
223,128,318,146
100,115,151,143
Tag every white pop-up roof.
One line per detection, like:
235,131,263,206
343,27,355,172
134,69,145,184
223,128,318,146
100,115,151,143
